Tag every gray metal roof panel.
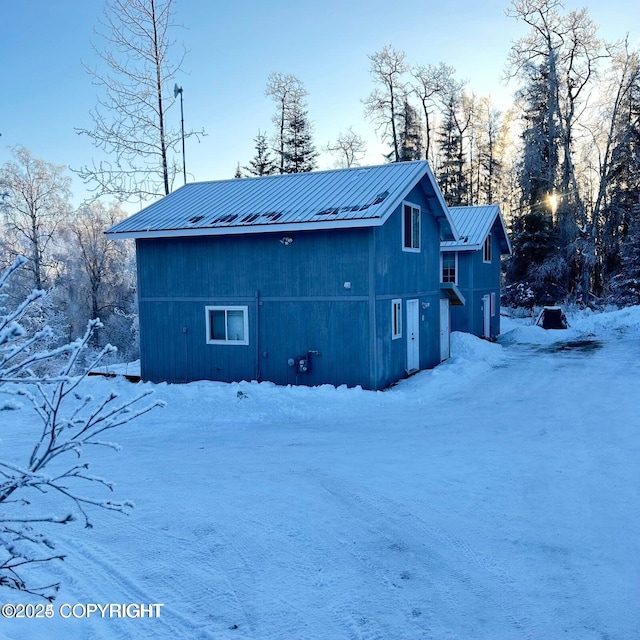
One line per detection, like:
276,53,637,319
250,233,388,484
107,161,441,237
441,204,511,254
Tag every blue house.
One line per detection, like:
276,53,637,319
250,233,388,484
107,161,464,390
440,204,511,339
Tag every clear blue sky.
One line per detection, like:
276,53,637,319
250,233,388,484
1,0,638,206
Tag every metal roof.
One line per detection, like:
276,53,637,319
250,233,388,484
106,161,457,239
441,204,511,254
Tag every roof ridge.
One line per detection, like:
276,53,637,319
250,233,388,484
179,160,429,189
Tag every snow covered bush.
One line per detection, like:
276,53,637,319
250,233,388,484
0,257,163,600
501,282,536,311
607,209,640,307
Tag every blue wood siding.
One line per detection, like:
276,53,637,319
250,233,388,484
136,229,375,387
138,297,370,387
373,185,441,297
136,174,447,389
370,183,442,385
258,300,369,388
449,231,503,338
373,293,441,388
137,228,370,299
450,251,473,334
138,300,256,383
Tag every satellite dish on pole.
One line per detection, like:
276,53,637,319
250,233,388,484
174,83,182,98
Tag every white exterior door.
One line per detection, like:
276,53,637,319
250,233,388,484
439,299,450,361
406,299,420,372
482,294,491,338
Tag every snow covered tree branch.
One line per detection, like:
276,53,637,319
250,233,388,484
0,257,164,601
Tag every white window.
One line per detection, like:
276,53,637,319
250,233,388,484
402,203,420,252
483,234,492,263
491,292,496,317
441,251,457,284
205,306,249,345
392,299,402,339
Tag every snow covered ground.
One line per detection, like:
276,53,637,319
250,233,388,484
1,307,639,639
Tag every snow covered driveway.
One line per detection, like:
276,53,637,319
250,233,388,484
2,309,640,640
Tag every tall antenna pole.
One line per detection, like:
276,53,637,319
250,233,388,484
174,84,187,185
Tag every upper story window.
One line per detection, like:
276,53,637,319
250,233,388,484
402,203,421,252
205,306,249,345
441,251,457,284
483,234,492,263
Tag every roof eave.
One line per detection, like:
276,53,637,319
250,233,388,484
440,242,511,255
440,243,482,252
376,162,431,227
105,216,385,240
416,165,459,241
444,203,512,254
441,282,466,306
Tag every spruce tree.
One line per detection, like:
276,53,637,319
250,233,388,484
518,61,561,211
505,60,565,305
436,95,467,206
282,107,317,174
244,131,277,177
393,98,423,162
601,71,640,284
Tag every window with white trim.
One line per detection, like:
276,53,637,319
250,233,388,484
402,203,420,251
483,234,492,263
441,251,457,284
392,299,402,339
205,306,249,345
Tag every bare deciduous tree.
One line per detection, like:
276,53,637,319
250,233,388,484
411,62,456,161
265,73,308,174
363,45,408,163
581,40,640,298
0,146,71,293
63,202,135,341
325,127,367,168
77,0,201,202
504,0,640,305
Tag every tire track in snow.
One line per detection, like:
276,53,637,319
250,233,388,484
55,514,254,639
189,468,414,640
312,473,465,639
203,512,350,640
244,467,457,640
115,516,260,638
58,537,206,639
309,469,539,640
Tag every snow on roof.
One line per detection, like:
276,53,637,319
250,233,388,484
106,161,456,240
441,204,511,254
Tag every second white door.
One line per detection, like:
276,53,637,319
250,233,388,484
406,299,419,372
440,298,450,361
